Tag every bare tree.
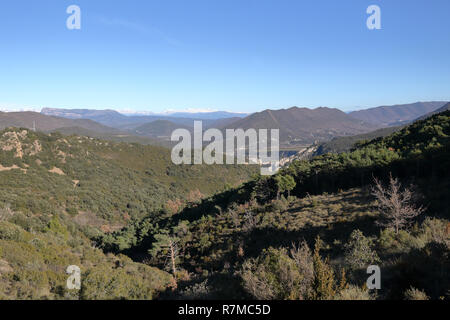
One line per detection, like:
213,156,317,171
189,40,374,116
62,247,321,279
149,234,181,276
167,238,179,275
241,260,275,300
371,174,425,234
290,241,314,298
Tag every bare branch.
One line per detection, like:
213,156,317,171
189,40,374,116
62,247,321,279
371,173,425,234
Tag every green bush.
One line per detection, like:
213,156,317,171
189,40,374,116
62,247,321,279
241,247,306,300
0,222,25,241
344,230,380,270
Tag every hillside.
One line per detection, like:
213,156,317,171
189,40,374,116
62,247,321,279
0,216,174,299
48,126,169,147
313,126,403,155
349,101,447,126
99,111,450,300
220,107,378,147
133,120,192,140
0,128,257,299
1,112,449,300
0,111,121,134
415,102,450,121
0,128,257,224
206,117,242,129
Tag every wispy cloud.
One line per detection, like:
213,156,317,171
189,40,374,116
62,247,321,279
98,17,181,47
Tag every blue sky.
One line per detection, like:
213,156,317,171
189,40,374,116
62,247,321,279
0,0,449,113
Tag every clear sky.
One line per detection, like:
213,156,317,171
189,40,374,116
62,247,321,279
1,0,449,113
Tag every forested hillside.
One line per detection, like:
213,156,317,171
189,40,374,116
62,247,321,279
99,111,450,300
0,129,256,224
1,111,449,300
313,126,402,155
0,129,256,299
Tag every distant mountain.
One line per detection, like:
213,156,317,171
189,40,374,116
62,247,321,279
0,111,174,147
219,107,378,147
133,120,192,140
41,108,133,127
42,108,160,128
0,111,121,134
349,101,447,126
205,117,242,129
41,108,121,120
41,108,244,129
166,111,248,120
415,102,450,121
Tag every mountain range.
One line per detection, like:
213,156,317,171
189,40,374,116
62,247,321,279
348,101,448,126
0,105,449,300
1,101,448,150
41,108,247,129
0,111,120,134
415,102,450,121
218,107,378,147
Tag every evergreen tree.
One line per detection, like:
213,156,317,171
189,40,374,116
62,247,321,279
311,236,336,300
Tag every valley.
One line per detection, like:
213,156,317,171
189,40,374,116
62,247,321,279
2,0,449,306
0,107,448,300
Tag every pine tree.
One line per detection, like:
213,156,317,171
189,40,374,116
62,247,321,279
311,236,336,300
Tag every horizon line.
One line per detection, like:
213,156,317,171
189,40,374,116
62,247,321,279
1,100,449,115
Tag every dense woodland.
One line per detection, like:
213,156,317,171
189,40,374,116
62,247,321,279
1,111,449,300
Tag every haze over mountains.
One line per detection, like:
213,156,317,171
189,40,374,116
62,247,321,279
41,108,247,130
0,101,447,150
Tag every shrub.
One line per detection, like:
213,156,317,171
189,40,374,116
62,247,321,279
269,197,289,213
344,229,380,270
0,222,25,241
420,218,450,247
404,287,429,300
290,241,314,298
378,228,425,255
334,285,373,300
46,215,69,240
179,280,211,300
80,266,152,300
311,237,337,300
241,247,303,300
